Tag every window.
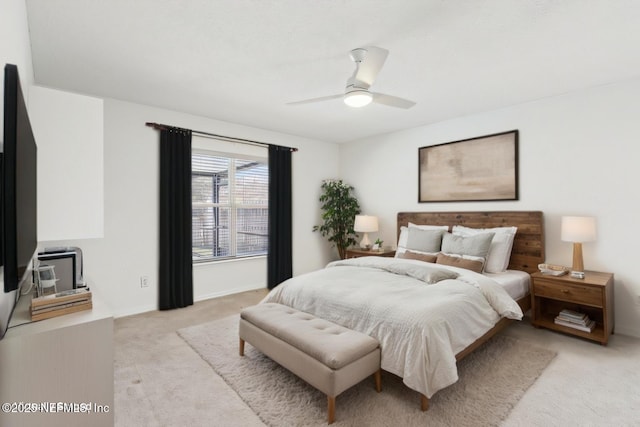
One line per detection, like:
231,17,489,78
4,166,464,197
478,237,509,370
192,151,268,262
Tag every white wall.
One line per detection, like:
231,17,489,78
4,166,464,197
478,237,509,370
29,85,104,241
0,0,33,135
46,98,340,317
0,0,35,335
340,77,640,338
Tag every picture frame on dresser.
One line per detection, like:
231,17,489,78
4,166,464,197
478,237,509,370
37,252,77,293
418,130,519,202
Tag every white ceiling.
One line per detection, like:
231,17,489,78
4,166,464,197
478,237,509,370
25,0,640,143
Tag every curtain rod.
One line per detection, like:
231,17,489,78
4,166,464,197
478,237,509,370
145,122,298,152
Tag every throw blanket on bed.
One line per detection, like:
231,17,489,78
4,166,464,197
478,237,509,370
262,257,523,398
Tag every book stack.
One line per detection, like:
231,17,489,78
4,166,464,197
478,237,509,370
31,288,92,321
554,309,595,333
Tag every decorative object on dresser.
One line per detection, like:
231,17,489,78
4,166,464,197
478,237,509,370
538,263,570,276
561,216,597,279
353,215,379,249
372,238,384,250
30,288,93,321
345,247,396,259
38,246,85,291
531,270,613,345
34,265,59,296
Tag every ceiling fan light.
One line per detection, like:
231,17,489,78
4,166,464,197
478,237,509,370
344,90,373,108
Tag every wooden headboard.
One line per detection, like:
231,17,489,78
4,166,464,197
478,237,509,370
397,211,544,274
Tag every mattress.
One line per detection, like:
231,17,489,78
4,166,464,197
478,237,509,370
484,269,531,301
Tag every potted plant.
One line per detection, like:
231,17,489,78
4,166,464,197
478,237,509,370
312,180,361,259
373,238,384,251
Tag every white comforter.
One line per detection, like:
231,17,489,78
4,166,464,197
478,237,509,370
262,256,523,398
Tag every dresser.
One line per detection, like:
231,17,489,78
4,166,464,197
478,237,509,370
0,292,114,426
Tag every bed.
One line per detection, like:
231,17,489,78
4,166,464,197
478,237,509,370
263,211,544,409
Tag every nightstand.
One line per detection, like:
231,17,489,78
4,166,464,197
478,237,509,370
530,271,614,345
345,248,396,259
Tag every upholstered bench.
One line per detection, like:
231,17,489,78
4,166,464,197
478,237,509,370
239,303,382,424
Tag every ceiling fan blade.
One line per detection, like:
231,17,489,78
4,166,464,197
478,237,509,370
353,46,389,87
286,94,343,106
372,92,416,109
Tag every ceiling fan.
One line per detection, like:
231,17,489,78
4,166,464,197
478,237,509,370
287,46,416,109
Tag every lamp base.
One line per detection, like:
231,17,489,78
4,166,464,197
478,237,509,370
571,242,585,279
359,232,371,249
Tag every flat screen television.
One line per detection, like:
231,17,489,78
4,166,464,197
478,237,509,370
2,63,38,293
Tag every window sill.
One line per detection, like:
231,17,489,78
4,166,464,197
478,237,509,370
193,254,266,267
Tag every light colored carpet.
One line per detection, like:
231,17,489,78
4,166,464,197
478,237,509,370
178,315,556,427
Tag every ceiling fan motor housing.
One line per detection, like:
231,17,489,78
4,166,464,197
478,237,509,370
349,48,368,63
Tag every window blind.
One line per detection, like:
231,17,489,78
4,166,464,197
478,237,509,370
192,152,268,261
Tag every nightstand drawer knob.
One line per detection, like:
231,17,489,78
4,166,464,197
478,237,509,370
561,289,569,293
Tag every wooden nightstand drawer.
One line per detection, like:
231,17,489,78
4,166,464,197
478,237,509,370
533,279,602,307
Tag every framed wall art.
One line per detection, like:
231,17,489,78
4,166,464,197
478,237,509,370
418,130,518,202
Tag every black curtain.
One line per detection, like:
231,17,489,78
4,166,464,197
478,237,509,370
159,127,193,309
267,145,293,289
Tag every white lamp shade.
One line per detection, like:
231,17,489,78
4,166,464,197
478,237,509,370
561,216,597,243
353,215,378,232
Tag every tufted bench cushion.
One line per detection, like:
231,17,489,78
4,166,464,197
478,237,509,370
239,303,381,424
241,303,379,369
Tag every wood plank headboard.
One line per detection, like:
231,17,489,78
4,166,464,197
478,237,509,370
397,211,544,274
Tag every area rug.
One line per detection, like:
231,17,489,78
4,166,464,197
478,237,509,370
178,315,556,427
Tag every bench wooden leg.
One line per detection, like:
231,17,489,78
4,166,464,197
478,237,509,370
239,338,245,356
327,395,335,424
421,394,430,411
374,369,382,392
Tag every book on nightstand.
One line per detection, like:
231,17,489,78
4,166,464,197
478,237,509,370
557,309,589,324
554,309,596,332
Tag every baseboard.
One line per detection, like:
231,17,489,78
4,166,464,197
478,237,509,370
195,282,266,302
613,325,640,339
111,283,266,318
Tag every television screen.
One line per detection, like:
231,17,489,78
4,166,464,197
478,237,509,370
3,63,38,292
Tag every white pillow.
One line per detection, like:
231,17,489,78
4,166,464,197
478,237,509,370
405,228,445,253
396,225,444,258
408,222,449,231
452,225,517,273
398,223,449,248
441,232,494,259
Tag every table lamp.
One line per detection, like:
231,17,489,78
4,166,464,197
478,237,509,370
354,215,378,249
561,216,596,279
